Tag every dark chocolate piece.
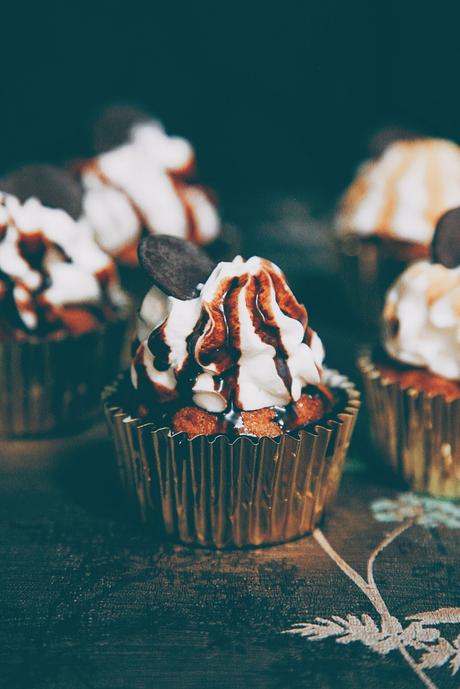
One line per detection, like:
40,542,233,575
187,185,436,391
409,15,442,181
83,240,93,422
138,235,216,299
0,165,83,219
431,207,460,269
93,105,152,153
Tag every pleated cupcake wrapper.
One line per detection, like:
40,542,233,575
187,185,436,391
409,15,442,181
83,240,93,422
358,352,460,498
0,315,128,438
336,234,423,329
103,370,360,548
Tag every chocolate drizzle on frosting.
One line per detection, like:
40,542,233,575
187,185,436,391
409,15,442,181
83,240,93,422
132,256,325,418
337,138,460,244
80,120,221,258
0,192,123,334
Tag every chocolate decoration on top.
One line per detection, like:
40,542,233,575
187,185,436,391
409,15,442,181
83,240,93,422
93,104,151,154
431,207,460,269
0,165,83,220
138,235,216,300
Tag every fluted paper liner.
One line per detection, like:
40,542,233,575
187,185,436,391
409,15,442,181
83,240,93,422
358,352,460,498
0,314,128,437
103,370,360,548
337,234,428,328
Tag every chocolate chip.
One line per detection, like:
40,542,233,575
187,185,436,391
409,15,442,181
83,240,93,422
0,165,83,219
138,235,216,299
431,207,460,269
93,105,152,153
368,126,422,158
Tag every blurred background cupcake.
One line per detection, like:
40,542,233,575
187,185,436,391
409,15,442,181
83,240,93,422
336,137,460,330
358,207,460,497
77,106,240,301
104,236,360,548
0,173,128,437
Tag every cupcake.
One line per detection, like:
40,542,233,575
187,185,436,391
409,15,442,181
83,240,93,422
78,106,238,298
0,186,128,437
104,236,360,548
336,137,460,327
358,207,460,497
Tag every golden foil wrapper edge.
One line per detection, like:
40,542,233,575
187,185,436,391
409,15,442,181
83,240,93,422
103,369,360,548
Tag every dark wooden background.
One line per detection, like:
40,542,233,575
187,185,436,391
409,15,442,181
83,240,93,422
1,422,459,689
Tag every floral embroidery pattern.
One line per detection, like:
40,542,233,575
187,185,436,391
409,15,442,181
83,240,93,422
284,493,460,689
372,494,460,529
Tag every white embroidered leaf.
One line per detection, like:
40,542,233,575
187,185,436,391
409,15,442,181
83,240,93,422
450,634,460,676
284,617,347,640
417,638,454,670
401,622,441,650
371,493,460,528
285,614,402,655
407,608,460,625
335,614,393,653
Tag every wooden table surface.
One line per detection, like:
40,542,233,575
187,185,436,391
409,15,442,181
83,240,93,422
1,194,460,689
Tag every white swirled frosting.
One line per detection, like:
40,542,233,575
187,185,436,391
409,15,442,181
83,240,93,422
383,261,460,380
337,138,460,244
132,256,325,412
80,121,221,258
0,192,123,332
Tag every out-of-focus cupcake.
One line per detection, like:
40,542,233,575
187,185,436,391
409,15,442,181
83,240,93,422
0,187,128,437
358,207,460,497
337,137,460,327
78,107,239,299
104,237,360,548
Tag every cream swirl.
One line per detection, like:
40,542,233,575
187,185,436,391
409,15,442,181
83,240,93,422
337,138,460,244
80,121,221,258
132,256,324,412
383,261,460,380
0,192,123,332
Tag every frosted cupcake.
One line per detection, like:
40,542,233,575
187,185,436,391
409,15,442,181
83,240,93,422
104,237,360,548
79,108,237,297
337,138,460,326
359,207,460,497
0,191,128,436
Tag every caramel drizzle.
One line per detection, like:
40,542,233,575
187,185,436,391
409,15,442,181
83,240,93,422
424,141,446,228
374,143,418,235
340,171,370,227
90,161,207,246
170,176,199,245
343,139,460,235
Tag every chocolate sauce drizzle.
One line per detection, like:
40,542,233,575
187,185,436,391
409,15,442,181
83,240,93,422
136,261,322,432
0,223,114,336
89,160,208,246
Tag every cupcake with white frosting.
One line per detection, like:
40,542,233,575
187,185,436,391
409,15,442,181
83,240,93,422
358,206,460,497
337,137,460,326
0,187,128,436
104,237,360,547
79,108,237,296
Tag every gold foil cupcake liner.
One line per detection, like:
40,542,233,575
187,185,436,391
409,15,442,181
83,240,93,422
0,315,128,438
337,234,428,328
103,370,360,548
358,352,460,498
